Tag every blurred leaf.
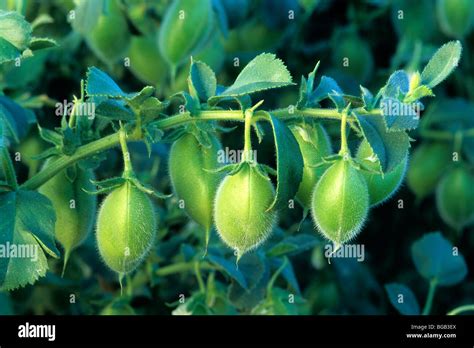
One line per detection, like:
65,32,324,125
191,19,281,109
207,253,247,289
28,37,57,51
228,253,268,310
385,283,420,315
71,0,104,35
0,96,35,144
411,232,467,286
421,41,462,88
270,258,301,294
266,234,319,257
0,10,32,63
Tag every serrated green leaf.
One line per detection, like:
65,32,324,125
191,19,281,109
28,37,57,51
380,97,420,131
214,53,293,98
411,232,467,286
353,112,410,173
0,190,59,291
385,283,420,315
86,66,128,98
0,10,32,51
360,86,374,110
421,41,462,88
266,114,304,211
404,85,434,103
188,59,216,102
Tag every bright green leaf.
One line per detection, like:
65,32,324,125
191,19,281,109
421,41,462,88
214,53,293,98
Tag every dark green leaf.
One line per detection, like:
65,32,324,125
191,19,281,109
353,112,410,173
266,114,304,211
206,254,247,289
309,76,342,105
28,37,58,51
95,100,135,120
266,234,319,257
385,283,420,315
0,96,35,144
411,232,467,286
188,60,217,102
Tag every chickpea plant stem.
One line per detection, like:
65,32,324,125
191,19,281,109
119,128,133,177
422,278,438,315
21,107,380,191
447,304,474,315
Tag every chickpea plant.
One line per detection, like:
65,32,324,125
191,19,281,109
0,7,465,313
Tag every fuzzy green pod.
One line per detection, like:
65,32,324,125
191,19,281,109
214,163,277,259
158,0,213,67
290,122,332,210
437,0,474,38
96,181,156,274
169,133,222,245
311,159,369,246
356,139,407,206
436,165,474,231
38,161,97,271
87,9,131,64
128,36,167,86
407,142,453,200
